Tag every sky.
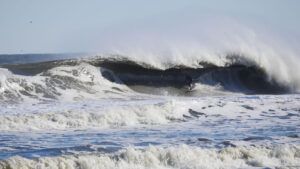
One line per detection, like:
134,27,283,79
0,0,299,54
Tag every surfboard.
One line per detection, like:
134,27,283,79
184,83,196,93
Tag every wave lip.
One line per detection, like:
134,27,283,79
0,53,298,101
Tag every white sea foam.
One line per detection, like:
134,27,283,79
0,63,132,102
0,99,189,131
0,94,299,132
1,144,299,169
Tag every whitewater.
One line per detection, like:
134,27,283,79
0,50,299,169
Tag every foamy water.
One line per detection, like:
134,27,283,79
0,94,299,168
0,55,299,169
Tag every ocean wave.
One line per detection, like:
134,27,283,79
0,53,295,102
1,144,299,169
0,63,131,103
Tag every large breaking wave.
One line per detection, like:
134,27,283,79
0,53,298,102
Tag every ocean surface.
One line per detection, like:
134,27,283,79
0,54,299,169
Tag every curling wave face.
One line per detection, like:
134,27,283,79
0,54,295,102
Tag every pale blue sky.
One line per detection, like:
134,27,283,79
0,0,299,54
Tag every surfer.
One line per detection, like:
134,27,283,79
185,75,194,91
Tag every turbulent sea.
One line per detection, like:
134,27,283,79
0,53,299,169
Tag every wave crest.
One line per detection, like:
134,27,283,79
0,63,130,103
0,52,298,102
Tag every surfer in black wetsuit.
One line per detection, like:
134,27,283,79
185,75,194,91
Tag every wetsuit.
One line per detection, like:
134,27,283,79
185,75,193,90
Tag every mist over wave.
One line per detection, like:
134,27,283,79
2,17,300,95
0,53,295,103
0,47,299,103
95,17,300,92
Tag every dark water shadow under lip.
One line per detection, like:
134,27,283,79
1,56,291,97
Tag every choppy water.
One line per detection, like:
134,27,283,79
0,95,299,168
0,55,299,169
